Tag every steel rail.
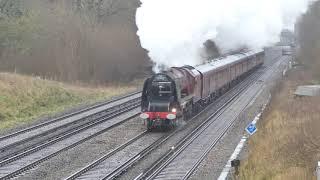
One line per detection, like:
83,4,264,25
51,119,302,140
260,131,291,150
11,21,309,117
0,97,141,161
141,60,284,180
0,91,141,142
78,66,263,180
181,59,286,180
0,100,140,167
65,131,149,180
139,68,263,180
0,101,142,179
0,112,140,180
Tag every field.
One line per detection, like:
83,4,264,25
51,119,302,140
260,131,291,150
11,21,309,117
239,69,320,180
0,72,138,131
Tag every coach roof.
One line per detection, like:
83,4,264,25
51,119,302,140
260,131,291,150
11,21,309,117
195,50,263,73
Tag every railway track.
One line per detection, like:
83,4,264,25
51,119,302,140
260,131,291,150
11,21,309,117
0,97,141,161
0,56,289,180
64,65,266,180
139,58,288,180
0,91,141,143
0,92,142,179
141,81,260,180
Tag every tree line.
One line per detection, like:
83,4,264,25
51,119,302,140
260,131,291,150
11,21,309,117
0,0,150,84
296,0,320,79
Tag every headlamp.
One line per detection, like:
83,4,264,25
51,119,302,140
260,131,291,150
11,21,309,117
140,113,149,119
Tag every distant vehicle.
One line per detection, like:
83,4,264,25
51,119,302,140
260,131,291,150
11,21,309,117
282,46,293,55
140,50,265,131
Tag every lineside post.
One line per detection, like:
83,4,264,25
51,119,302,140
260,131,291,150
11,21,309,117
317,161,320,180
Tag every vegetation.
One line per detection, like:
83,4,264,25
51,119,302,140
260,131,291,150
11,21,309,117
0,0,147,131
239,2,320,179
296,0,320,80
239,70,320,180
0,72,137,131
0,0,150,84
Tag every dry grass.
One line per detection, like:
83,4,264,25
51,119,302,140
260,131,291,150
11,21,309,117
239,69,320,180
0,72,138,131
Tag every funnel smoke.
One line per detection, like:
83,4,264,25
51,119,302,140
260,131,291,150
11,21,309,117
136,0,313,72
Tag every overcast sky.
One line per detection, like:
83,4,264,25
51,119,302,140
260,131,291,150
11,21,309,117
136,0,314,71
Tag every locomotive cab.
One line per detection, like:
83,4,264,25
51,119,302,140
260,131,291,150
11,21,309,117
141,73,179,130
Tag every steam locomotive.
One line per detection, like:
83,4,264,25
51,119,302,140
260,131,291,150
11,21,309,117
140,50,264,130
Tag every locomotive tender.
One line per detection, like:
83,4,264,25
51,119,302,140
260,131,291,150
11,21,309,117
140,50,265,130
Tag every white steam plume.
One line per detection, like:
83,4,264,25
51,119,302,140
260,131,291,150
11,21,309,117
136,0,313,72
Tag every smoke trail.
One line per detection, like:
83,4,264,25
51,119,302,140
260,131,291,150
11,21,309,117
136,0,313,72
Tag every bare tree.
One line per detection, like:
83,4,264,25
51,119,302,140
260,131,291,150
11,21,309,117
296,1,320,79
0,0,150,83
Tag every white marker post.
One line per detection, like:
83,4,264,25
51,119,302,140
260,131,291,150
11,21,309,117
218,98,270,180
317,161,320,180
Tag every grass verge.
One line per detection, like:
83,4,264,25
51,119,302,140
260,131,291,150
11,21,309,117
0,72,139,131
239,69,320,180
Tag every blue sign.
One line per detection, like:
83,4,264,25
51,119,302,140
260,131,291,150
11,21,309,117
246,123,257,135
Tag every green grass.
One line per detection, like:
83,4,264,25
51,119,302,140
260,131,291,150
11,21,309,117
0,72,138,131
